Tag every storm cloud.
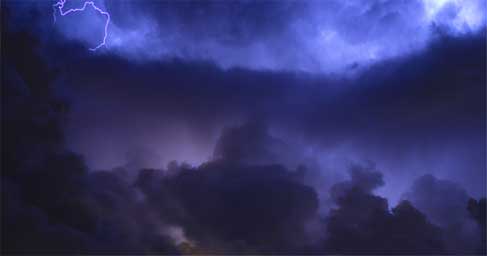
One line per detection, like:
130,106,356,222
50,29,486,203
325,166,446,254
2,0,486,254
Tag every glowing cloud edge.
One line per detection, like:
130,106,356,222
52,0,110,51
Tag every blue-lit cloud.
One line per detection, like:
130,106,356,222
52,0,110,51
2,1,486,253
49,0,486,73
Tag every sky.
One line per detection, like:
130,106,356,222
2,0,486,254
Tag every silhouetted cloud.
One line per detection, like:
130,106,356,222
135,161,320,253
403,175,486,253
468,198,487,254
326,166,445,254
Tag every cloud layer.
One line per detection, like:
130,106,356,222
2,1,486,254
7,0,486,72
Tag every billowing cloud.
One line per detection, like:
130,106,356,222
2,1,486,254
135,162,320,253
403,175,486,253
325,167,446,254
6,0,486,72
46,29,485,203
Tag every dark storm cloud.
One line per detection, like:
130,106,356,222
3,163,179,254
131,121,322,253
403,174,471,227
135,161,320,253
49,28,486,202
213,120,287,164
468,197,487,254
325,167,446,254
1,20,177,253
329,163,384,197
403,175,486,253
2,1,486,254
2,28,322,252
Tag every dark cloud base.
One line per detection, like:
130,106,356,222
2,3,486,255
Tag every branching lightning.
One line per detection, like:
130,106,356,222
52,0,110,51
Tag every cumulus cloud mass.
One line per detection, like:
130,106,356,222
2,0,486,254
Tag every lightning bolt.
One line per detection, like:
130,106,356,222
52,0,110,51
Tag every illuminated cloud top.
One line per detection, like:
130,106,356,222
51,0,486,73
52,0,110,51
